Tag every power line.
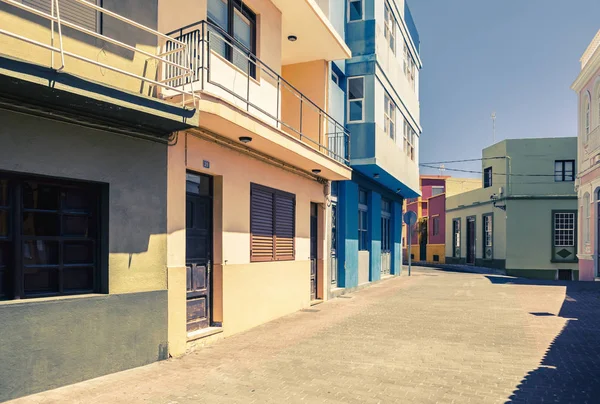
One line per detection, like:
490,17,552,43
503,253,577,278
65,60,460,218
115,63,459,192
419,164,560,177
419,157,506,165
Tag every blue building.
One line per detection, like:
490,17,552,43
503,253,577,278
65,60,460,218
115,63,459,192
324,0,422,292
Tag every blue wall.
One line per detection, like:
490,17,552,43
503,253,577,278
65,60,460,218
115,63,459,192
368,191,382,282
392,201,403,275
337,180,359,288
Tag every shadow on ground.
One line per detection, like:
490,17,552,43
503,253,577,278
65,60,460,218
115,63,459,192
485,276,600,404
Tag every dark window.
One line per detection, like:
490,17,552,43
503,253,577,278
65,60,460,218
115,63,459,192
348,0,363,21
483,167,492,188
358,189,368,251
554,160,575,182
250,183,295,262
432,216,440,236
348,77,365,122
0,173,100,300
381,198,391,252
208,0,257,77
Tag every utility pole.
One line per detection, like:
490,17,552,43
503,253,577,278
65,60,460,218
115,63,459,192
491,112,496,144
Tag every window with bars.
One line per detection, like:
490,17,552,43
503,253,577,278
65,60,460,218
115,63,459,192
554,160,575,182
384,92,396,140
554,212,575,247
484,215,492,247
208,0,257,78
358,189,368,251
250,184,295,262
383,1,395,54
0,174,101,300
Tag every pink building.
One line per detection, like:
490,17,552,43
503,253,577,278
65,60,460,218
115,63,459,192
403,176,480,263
573,30,600,281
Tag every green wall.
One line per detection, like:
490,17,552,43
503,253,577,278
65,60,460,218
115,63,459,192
0,291,168,401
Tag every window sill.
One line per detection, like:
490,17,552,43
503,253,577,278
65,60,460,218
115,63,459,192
0,293,105,306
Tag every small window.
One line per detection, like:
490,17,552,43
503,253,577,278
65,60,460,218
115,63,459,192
432,216,440,236
348,0,363,22
331,71,339,86
483,167,492,188
348,77,365,122
403,119,416,161
431,186,444,197
554,160,575,182
358,189,368,251
403,42,416,90
250,184,295,262
384,92,396,140
384,1,396,53
552,211,577,263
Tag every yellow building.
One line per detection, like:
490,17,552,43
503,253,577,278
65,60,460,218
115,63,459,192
0,0,350,399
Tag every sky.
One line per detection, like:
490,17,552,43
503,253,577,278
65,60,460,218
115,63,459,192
408,0,600,177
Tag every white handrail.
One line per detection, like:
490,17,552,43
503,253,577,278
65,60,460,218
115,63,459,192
0,0,197,107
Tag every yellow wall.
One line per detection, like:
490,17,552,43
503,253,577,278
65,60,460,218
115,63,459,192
0,1,161,95
426,244,445,263
167,131,329,352
445,178,482,198
281,60,329,149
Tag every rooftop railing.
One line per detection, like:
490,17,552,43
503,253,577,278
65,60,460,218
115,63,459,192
164,20,350,165
0,0,196,107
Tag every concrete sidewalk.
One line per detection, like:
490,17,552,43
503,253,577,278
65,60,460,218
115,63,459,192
9,268,600,404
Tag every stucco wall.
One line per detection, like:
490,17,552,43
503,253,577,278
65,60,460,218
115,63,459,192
0,109,168,400
0,291,168,402
506,199,578,273
0,109,168,293
0,0,161,95
428,193,445,245
166,132,327,346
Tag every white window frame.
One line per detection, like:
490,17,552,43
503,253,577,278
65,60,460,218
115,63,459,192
348,0,364,22
431,186,444,197
331,70,339,86
384,92,396,140
554,212,576,247
584,193,590,244
384,1,396,54
403,118,415,161
347,76,365,123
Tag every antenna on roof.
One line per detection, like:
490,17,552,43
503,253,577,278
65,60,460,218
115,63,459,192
439,164,445,176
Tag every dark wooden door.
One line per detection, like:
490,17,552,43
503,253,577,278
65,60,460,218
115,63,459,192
330,201,338,286
467,217,475,265
186,173,212,332
310,203,318,300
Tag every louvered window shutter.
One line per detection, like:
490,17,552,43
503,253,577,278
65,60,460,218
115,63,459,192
274,193,295,260
250,185,274,261
23,0,99,32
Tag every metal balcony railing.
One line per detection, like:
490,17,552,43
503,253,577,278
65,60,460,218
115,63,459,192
164,20,350,165
0,0,196,107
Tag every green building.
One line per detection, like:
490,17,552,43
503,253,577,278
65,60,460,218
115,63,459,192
445,138,579,280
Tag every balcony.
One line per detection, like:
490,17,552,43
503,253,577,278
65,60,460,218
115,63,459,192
0,0,197,137
162,21,351,179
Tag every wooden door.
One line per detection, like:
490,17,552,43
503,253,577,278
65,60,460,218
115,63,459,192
186,173,212,332
466,217,475,265
330,201,338,286
310,203,318,300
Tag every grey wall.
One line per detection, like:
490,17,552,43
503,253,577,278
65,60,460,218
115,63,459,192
0,109,169,400
0,291,168,401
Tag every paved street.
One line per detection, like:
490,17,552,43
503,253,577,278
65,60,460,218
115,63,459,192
10,267,600,404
